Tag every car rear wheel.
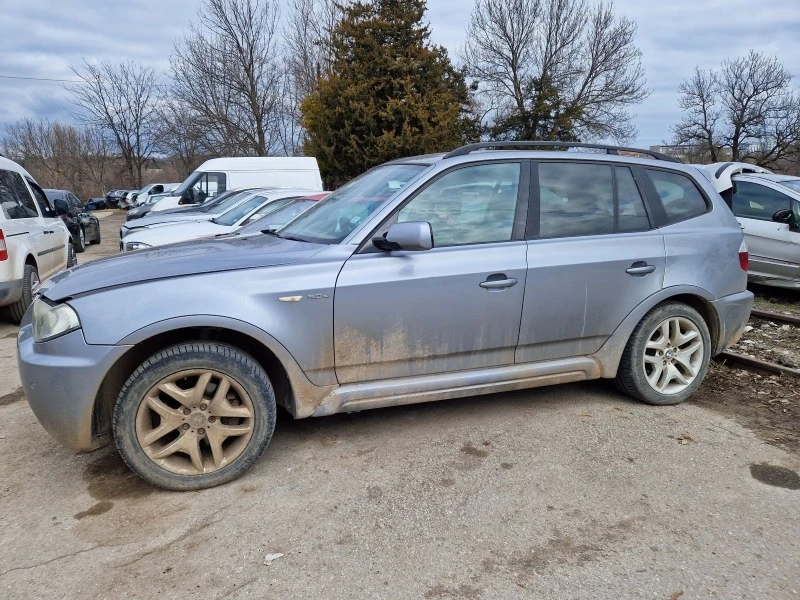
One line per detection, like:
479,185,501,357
90,226,101,244
67,243,77,268
114,342,276,490
615,302,711,405
7,264,39,324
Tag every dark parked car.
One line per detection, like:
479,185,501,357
85,198,107,210
104,189,128,208
44,189,101,252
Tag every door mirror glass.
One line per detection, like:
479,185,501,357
54,198,70,216
772,208,794,224
373,222,433,252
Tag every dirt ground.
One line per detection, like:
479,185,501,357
0,215,799,598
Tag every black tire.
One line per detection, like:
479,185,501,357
113,342,276,491
615,302,711,406
8,264,39,324
67,243,77,268
90,227,101,244
74,227,86,252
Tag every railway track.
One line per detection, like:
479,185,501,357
716,308,800,378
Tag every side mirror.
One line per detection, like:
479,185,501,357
372,222,433,252
773,208,794,224
54,198,70,216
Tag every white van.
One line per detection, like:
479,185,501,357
149,157,323,213
0,156,73,323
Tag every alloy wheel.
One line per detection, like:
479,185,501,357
135,369,255,475
642,316,704,395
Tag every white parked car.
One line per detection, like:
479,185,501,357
134,183,179,206
122,189,316,251
149,157,323,213
0,156,73,322
700,162,800,289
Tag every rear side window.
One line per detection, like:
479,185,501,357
645,169,708,223
0,170,39,220
731,181,792,221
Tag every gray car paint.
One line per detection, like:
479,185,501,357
19,150,753,452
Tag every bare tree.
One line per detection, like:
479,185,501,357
67,61,160,188
673,51,800,167
155,99,207,178
462,0,648,142
170,0,289,156
3,118,115,199
285,0,343,100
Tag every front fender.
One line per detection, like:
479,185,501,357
118,314,335,418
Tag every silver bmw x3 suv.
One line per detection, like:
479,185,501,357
17,142,753,490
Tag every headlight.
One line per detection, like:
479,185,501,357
124,241,151,252
32,299,80,343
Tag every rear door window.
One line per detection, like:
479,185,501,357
644,169,708,223
538,162,615,238
0,170,39,219
616,167,650,233
731,181,792,221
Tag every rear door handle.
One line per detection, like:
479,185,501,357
480,277,518,290
626,262,656,276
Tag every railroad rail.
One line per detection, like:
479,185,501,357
714,308,800,378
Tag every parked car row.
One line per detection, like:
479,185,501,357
17,141,754,492
120,189,328,251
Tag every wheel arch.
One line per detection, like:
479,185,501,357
90,317,333,447
593,286,720,378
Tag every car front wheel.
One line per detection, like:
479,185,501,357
616,302,711,405
114,342,276,490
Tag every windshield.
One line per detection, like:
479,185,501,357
172,171,202,196
200,189,256,213
238,199,317,235
147,193,167,204
778,180,800,193
214,195,268,226
280,164,427,243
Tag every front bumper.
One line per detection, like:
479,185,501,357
0,278,23,306
710,290,754,354
17,316,131,451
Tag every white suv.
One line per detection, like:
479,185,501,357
0,156,74,323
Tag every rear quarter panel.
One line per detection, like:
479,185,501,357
661,182,747,299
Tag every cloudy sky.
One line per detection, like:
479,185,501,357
2,0,800,148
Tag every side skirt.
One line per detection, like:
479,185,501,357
311,357,602,417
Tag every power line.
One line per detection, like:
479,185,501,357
0,74,86,83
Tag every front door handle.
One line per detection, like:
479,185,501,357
626,262,656,276
480,277,518,290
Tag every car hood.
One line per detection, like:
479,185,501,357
123,212,212,231
43,235,327,301
126,221,232,246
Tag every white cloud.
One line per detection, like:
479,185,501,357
1,0,799,148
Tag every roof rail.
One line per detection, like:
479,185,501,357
442,141,681,163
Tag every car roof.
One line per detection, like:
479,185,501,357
0,155,36,180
